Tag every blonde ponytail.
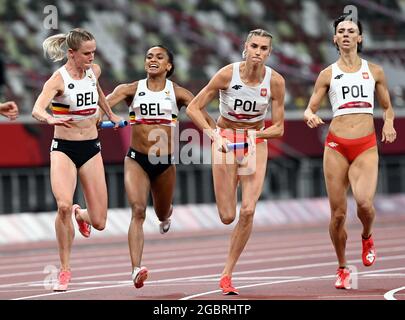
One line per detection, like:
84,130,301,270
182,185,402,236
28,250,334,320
42,29,95,62
42,33,67,62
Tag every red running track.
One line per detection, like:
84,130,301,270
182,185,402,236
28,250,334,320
0,216,405,300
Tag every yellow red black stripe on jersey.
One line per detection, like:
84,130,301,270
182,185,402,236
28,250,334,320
51,102,69,114
52,102,97,116
129,111,177,125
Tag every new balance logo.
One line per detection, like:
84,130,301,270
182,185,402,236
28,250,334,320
232,85,242,90
328,142,339,148
334,74,344,80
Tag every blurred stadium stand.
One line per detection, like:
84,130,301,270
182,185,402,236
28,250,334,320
1,0,405,213
0,0,405,115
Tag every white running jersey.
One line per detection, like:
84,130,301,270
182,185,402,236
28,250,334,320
129,79,178,126
329,59,375,117
52,66,99,121
219,62,272,123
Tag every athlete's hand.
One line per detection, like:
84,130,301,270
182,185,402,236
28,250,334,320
209,129,229,153
108,113,124,130
96,111,105,130
0,101,19,120
381,120,396,143
305,113,324,128
215,135,231,153
47,116,73,128
246,130,257,157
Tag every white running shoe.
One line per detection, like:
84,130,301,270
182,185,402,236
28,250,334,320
159,218,171,234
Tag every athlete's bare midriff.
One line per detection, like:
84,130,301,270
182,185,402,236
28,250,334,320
329,113,375,139
217,115,264,131
130,124,174,156
53,116,98,140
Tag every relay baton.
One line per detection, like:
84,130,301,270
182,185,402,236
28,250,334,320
99,120,128,129
227,142,249,150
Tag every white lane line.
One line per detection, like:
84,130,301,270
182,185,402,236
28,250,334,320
0,234,333,267
362,273,405,278
0,289,48,293
11,256,405,300
2,226,404,267
384,286,405,300
11,274,219,300
0,229,328,264
181,266,405,300
319,294,405,299
0,240,306,273
24,276,302,287
3,244,405,290
0,245,343,282
176,276,302,281
2,241,405,284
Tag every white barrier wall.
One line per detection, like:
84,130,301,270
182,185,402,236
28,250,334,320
0,195,404,244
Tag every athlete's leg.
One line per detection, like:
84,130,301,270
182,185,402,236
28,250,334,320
125,157,151,270
348,147,378,239
77,153,108,230
50,151,78,271
150,165,176,223
221,142,268,277
212,143,239,225
323,147,350,268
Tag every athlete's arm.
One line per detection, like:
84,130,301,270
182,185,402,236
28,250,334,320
175,85,216,129
106,82,137,108
257,70,285,139
186,65,232,140
92,64,123,126
304,67,331,128
370,63,396,143
32,72,72,127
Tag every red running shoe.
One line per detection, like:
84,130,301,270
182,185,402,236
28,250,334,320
362,235,376,267
335,268,351,290
73,204,91,238
219,275,239,295
132,266,148,289
53,270,71,292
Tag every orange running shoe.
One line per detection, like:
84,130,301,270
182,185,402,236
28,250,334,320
219,275,239,295
73,204,91,238
335,268,351,289
132,266,148,289
53,270,71,292
362,235,376,267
